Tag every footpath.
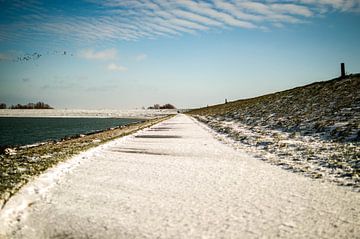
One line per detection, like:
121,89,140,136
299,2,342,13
0,114,359,238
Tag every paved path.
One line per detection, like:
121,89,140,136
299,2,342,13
0,114,359,238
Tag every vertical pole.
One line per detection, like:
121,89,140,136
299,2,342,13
341,63,345,78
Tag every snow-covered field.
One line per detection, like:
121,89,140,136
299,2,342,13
195,115,360,191
189,76,359,191
0,109,177,119
0,114,359,238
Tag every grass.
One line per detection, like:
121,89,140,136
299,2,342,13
0,115,173,208
188,74,360,142
187,74,359,190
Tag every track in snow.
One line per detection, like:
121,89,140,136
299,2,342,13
0,114,359,238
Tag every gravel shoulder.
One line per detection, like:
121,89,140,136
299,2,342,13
0,114,359,238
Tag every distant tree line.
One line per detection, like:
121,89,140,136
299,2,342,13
148,103,176,109
0,102,53,109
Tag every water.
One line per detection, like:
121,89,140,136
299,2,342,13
0,117,142,147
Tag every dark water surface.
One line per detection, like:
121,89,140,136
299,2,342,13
0,117,142,147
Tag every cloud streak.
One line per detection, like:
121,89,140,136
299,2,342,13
107,63,127,72
0,0,359,44
0,53,11,61
135,54,147,62
78,48,118,60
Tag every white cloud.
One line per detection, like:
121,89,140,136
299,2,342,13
107,63,127,72
176,1,257,29
0,53,11,61
1,0,359,44
270,4,313,17
168,18,209,31
135,54,147,61
172,9,224,26
78,48,117,60
213,0,264,22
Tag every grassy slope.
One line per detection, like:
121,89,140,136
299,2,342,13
189,74,360,142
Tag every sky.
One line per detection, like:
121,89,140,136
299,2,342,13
0,0,360,109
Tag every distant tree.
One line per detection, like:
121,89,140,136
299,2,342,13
148,103,176,109
148,104,161,109
9,102,53,109
27,103,35,109
160,104,176,109
34,102,52,109
0,103,6,109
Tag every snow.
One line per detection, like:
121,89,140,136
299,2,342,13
0,109,177,118
0,134,135,235
0,114,359,238
195,115,360,190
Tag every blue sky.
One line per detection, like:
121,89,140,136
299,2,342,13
0,0,359,109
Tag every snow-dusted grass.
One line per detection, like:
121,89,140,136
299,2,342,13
0,116,172,209
0,109,177,119
1,114,359,238
193,114,359,191
189,75,359,190
190,75,360,142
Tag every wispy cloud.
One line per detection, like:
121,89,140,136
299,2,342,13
1,0,359,44
78,48,118,60
0,53,11,61
107,63,127,72
135,54,147,62
0,51,26,61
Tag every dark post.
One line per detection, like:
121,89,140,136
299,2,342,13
341,63,345,78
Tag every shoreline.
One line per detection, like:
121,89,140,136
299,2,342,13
0,115,174,209
0,109,178,119
2,114,359,238
0,118,145,151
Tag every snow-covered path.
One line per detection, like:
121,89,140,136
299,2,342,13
1,114,359,238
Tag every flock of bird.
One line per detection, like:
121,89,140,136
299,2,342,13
14,50,73,63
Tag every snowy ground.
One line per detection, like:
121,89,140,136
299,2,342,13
0,114,359,238
194,115,360,191
0,109,177,119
